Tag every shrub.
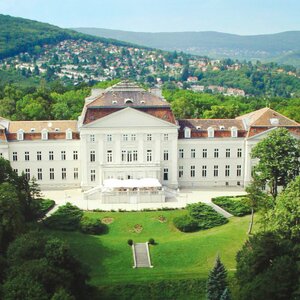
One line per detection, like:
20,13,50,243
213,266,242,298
33,198,55,218
127,239,133,246
173,215,199,232
187,203,228,229
148,238,155,245
80,217,107,235
212,196,251,216
44,203,83,231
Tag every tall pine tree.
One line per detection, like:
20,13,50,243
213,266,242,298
207,255,229,300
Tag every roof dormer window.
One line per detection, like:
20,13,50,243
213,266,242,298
219,125,225,130
124,98,133,104
231,127,238,138
66,128,72,140
54,128,60,132
17,129,24,141
270,118,279,125
41,129,48,140
112,100,117,104
196,126,201,130
184,127,191,139
30,128,35,133
207,127,214,138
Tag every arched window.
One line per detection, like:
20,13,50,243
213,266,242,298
207,127,214,138
231,127,238,138
124,98,133,104
66,128,72,140
184,127,191,139
17,129,24,141
41,129,48,140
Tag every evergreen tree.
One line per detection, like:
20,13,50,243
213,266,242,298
207,255,228,300
220,288,231,300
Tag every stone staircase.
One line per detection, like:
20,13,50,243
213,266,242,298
133,243,152,268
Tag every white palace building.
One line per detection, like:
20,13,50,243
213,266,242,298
0,81,299,204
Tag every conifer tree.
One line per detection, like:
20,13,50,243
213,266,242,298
207,255,229,300
220,288,231,300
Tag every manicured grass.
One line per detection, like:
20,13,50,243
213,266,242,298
50,209,252,288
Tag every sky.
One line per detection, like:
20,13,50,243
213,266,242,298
0,0,299,35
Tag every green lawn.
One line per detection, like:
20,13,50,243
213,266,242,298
51,209,252,287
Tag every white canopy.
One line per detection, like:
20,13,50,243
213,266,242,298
103,178,162,189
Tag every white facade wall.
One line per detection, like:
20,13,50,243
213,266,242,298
178,137,245,187
7,139,81,189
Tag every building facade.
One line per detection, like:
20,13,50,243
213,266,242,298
0,81,299,193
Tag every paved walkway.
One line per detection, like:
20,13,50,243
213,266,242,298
133,243,152,268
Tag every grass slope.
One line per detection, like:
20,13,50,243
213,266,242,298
50,210,251,287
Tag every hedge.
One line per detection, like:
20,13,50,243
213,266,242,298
212,196,251,216
173,203,228,232
44,202,83,231
80,216,107,235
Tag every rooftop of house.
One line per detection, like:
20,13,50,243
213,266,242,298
87,81,170,108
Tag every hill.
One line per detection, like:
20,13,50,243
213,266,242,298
73,28,300,67
0,14,139,59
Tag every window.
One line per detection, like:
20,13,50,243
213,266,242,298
121,150,138,162
131,134,136,141
90,150,95,162
179,166,183,178
107,150,113,163
25,151,30,161
214,149,219,158
66,129,72,140
122,150,126,162
191,149,195,158
164,150,169,161
122,134,128,141
237,148,242,158
231,127,238,138
147,134,152,141
37,151,42,161
41,129,48,140
106,134,112,142
202,149,207,158
62,168,66,180
146,150,152,162
25,168,30,180
163,168,168,181
90,170,96,182
73,151,78,160
184,127,191,138
13,169,18,174
61,151,66,160
237,165,242,177
49,151,54,161
50,168,54,180
202,165,207,177
74,168,79,180
225,165,230,177
37,168,42,180
17,129,24,141
163,134,168,141
133,150,138,161
214,165,219,177
208,127,214,138
90,134,95,142
0,153,2,158
226,149,231,158
13,152,17,161
237,181,241,186
179,149,184,159
191,165,195,177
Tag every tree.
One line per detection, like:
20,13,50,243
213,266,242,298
207,256,229,300
266,176,300,241
245,180,267,234
0,183,24,252
236,232,299,300
251,128,300,200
